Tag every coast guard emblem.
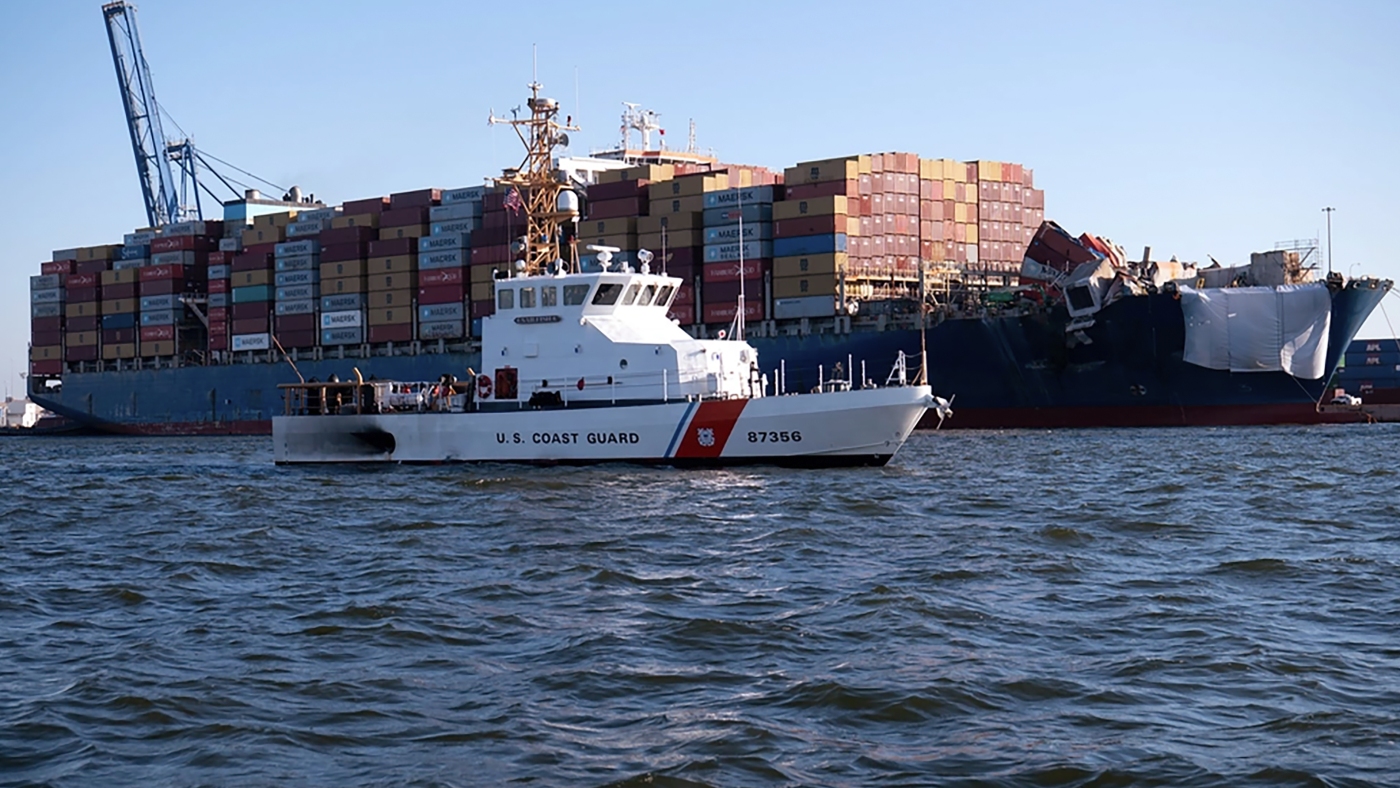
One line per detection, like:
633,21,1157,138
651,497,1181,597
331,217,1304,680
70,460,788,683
696,427,715,447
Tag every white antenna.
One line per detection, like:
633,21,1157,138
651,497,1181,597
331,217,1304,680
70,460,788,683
737,186,746,341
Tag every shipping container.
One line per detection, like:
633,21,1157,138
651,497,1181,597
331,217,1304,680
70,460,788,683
321,293,366,311
419,319,465,340
772,234,848,257
702,241,773,263
321,326,364,346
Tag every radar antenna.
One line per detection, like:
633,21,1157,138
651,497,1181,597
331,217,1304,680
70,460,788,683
489,80,580,276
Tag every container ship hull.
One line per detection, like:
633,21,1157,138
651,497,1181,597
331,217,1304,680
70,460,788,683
31,279,1387,434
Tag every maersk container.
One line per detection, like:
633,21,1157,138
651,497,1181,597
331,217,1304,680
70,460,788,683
419,302,464,322
140,309,177,326
231,285,273,303
218,237,242,253
703,203,773,226
151,250,197,266
703,185,775,210
101,312,138,330
31,303,61,318
320,326,363,345
114,259,146,271
287,219,328,238
163,220,206,236
276,284,318,301
702,241,773,264
296,208,340,223
30,274,60,290
231,333,271,352
703,223,773,244
275,240,320,257
429,202,482,222
419,249,467,270
419,234,469,254
419,319,465,340
321,310,363,329
276,255,317,272
772,233,848,257
321,293,365,311
119,245,149,261
207,292,228,308
773,295,838,320
140,294,178,311
431,218,481,236
274,269,320,287
31,288,63,305
275,299,315,316
207,264,231,279
123,231,157,246
441,186,487,205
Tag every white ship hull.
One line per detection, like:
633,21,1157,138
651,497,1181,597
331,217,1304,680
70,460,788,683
273,386,934,466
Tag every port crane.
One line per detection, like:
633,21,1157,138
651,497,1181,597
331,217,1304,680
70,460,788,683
102,1,292,226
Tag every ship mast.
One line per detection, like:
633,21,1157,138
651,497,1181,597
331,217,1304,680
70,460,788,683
489,81,579,275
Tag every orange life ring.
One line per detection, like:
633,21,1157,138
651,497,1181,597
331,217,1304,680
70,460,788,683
477,374,492,399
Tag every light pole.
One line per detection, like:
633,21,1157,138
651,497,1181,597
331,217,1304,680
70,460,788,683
1323,206,1335,275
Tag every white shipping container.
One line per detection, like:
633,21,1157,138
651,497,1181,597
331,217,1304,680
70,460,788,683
418,319,465,340
441,186,487,204
207,264,231,279
113,259,146,270
232,333,271,351
275,240,320,257
30,274,60,290
773,295,837,320
429,202,482,222
287,219,328,237
31,303,62,318
151,250,195,266
295,208,340,223
320,310,364,330
275,299,315,316
164,221,206,237
52,248,80,262
31,288,63,304
218,237,242,252
124,231,158,246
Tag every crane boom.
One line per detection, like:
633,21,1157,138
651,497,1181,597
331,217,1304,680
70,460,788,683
103,1,181,227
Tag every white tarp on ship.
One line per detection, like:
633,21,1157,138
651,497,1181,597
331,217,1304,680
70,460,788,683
1179,283,1332,379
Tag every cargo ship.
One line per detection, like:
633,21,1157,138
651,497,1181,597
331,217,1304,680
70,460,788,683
24,79,1392,433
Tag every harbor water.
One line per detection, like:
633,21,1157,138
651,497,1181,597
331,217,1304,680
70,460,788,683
3,427,1398,786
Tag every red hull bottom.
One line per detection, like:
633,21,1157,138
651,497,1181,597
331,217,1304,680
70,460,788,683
921,403,1376,430
101,420,272,436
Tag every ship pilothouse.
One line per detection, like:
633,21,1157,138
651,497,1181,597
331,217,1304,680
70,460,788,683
481,251,762,410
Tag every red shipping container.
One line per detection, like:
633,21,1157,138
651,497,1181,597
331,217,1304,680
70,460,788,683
656,245,698,268
470,299,495,318
482,210,513,230
587,196,646,220
208,279,228,294
139,264,191,282
343,196,390,215
30,360,63,376
667,303,695,325
419,267,465,287
784,180,859,201
231,253,274,272
380,206,429,227
207,307,228,321
277,329,317,348
321,242,367,263
484,191,506,212
41,260,74,275
207,250,228,265
243,242,278,257
65,287,99,302
65,346,99,362
231,317,268,335
66,272,99,288
231,302,271,320
368,324,413,343
74,260,111,274
702,300,765,325
139,279,182,296
418,284,465,305
470,245,510,266
471,225,512,247
320,226,377,245
389,188,441,210
139,325,175,342
150,235,211,254
33,330,63,346
670,283,695,307
102,282,137,299
367,237,417,257
701,258,770,285
587,179,648,201
32,316,63,333
67,315,99,332
208,334,229,351
275,314,317,333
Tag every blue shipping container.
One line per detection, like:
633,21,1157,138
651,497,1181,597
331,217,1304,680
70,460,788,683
703,186,775,210
101,312,137,330
703,203,773,227
773,233,848,257
119,245,149,261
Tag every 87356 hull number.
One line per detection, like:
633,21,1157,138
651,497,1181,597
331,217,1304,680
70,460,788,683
748,430,802,443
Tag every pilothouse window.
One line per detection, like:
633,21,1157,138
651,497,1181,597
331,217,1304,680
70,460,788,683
639,284,657,305
656,285,675,307
540,286,558,307
591,283,624,306
621,284,641,306
563,285,590,305
498,288,514,310
520,287,536,308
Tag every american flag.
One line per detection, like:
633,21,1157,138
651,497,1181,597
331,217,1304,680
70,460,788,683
503,187,524,215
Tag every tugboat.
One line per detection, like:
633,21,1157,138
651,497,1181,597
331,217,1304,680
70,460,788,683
271,81,945,466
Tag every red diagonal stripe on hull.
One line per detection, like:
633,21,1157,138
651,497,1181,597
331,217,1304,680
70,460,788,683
672,399,749,458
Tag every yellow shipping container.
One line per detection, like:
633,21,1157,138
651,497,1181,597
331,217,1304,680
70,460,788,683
78,244,122,262
954,204,968,224
101,298,136,314
141,340,175,357
233,269,271,287
785,154,870,185
597,163,675,185
100,268,139,286
367,255,417,275
943,179,957,200
583,217,638,236
470,263,510,284
967,223,979,244
368,289,413,309
773,274,841,299
638,230,704,250
638,212,704,234
774,253,849,279
321,260,367,279
470,281,495,302
65,302,98,319
378,224,428,240
330,213,379,229
65,331,98,348
368,272,414,292
648,195,706,215
655,172,728,198
102,343,137,360
974,160,1003,182
367,307,413,326
772,195,850,222
322,276,366,295
255,212,295,228
30,345,62,361
242,226,285,245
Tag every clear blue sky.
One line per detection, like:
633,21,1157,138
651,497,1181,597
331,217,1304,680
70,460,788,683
2,0,1397,396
